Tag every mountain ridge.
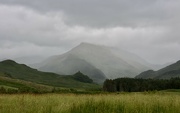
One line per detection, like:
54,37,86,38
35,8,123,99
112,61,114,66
136,60,180,79
36,42,152,81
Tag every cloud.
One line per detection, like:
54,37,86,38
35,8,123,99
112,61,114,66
0,4,167,45
0,1,180,64
1,0,180,27
0,41,63,59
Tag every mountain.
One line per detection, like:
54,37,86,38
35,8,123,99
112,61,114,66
150,62,173,70
37,53,106,83
36,42,152,82
0,60,99,89
136,60,180,79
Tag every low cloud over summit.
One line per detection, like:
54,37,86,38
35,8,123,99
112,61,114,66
0,0,180,64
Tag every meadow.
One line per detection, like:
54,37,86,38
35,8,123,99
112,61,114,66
1,91,180,113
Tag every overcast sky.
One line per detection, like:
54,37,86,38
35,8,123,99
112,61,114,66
0,0,180,64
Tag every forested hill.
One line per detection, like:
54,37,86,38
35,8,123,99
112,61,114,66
136,60,180,79
0,60,99,89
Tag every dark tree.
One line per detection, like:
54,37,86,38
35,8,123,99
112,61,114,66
103,77,180,92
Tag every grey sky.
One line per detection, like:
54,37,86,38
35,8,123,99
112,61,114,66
0,0,180,64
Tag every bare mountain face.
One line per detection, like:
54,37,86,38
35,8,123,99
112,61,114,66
36,43,152,83
39,54,106,83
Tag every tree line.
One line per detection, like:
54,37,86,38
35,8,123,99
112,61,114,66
103,78,180,92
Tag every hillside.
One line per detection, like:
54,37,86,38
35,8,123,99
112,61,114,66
0,60,99,90
0,76,53,93
136,60,180,79
35,42,151,81
37,54,106,83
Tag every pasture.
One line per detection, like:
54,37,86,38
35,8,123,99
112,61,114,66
1,92,180,113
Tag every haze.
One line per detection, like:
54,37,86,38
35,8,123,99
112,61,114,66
0,0,180,64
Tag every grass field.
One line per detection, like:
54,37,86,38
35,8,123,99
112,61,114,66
1,91,180,113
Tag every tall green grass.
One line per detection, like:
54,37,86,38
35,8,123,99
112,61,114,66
1,92,180,113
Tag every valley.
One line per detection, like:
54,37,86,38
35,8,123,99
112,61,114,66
1,0,180,112
0,60,100,93
0,43,180,94
0,43,180,113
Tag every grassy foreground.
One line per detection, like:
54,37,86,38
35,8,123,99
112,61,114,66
1,92,180,113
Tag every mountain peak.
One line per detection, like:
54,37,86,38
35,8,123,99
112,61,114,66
79,42,90,45
136,59,180,79
80,42,95,45
73,71,93,83
71,42,109,54
78,42,103,48
74,71,83,75
1,59,17,65
37,43,151,81
176,60,180,64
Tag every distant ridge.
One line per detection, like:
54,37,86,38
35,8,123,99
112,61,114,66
136,60,180,79
36,42,152,82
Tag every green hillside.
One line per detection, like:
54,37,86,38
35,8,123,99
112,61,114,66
0,76,53,93
136,60,180,79
0,60,100,90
